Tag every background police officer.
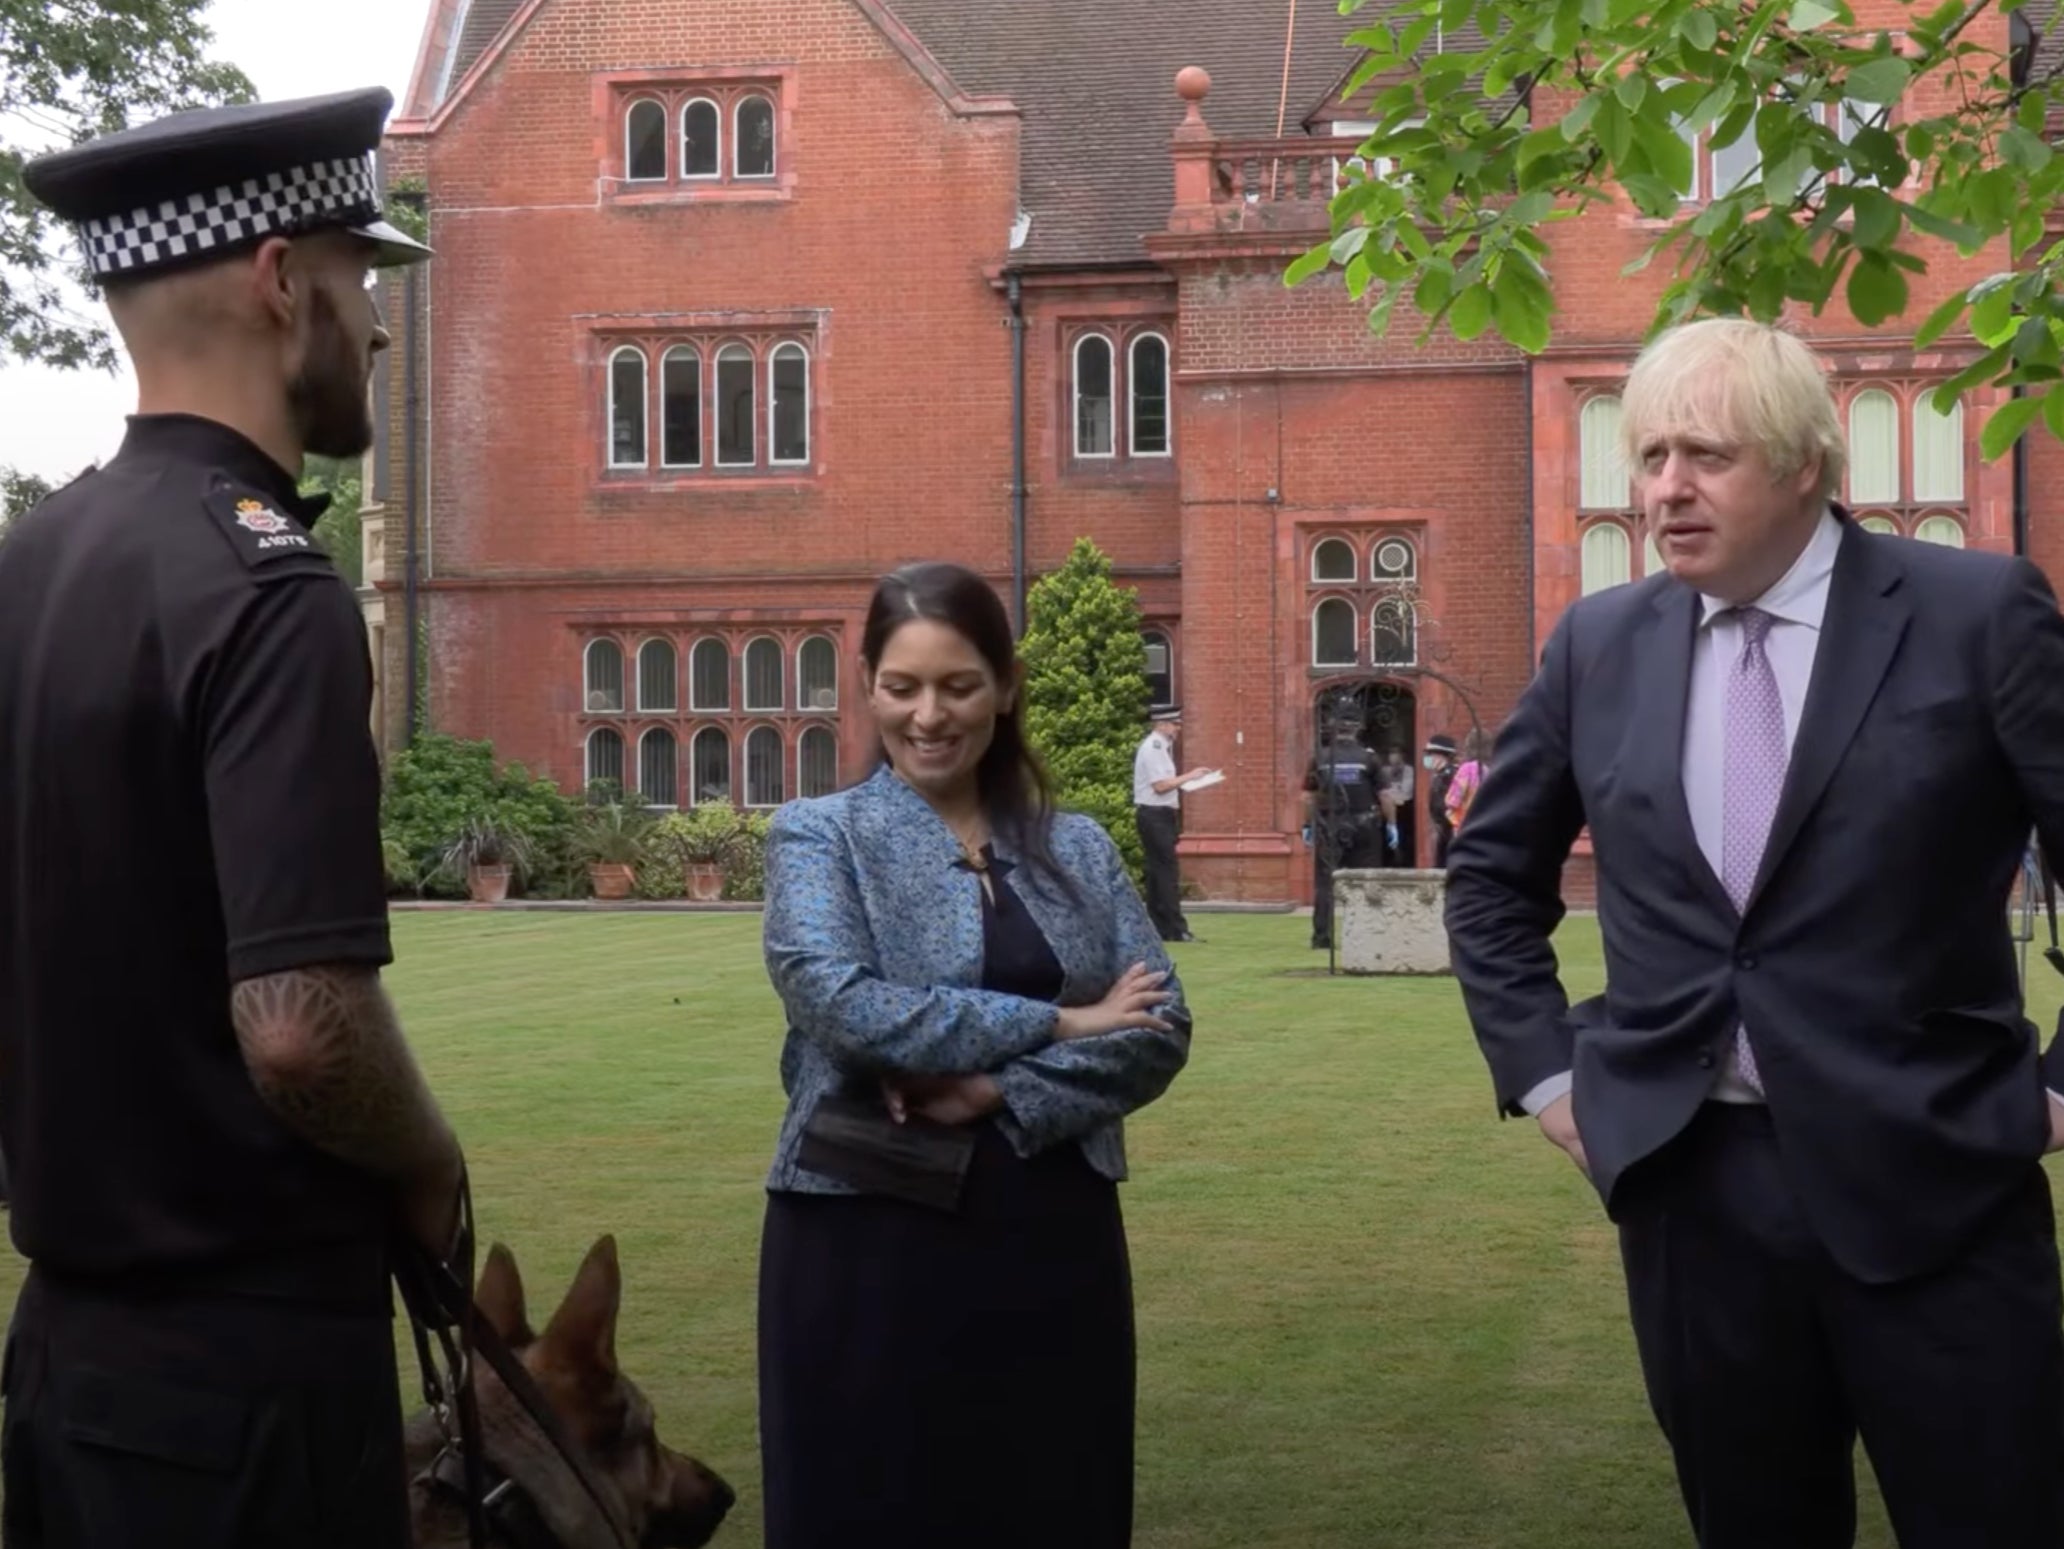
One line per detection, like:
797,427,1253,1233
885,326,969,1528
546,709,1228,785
1303,716,1382,948
0,88,459,1543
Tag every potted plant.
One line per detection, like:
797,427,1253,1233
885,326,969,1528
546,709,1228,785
655,805,741,902
577,801,651,900
438,817,533,904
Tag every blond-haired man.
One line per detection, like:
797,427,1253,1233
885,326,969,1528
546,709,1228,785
1447,318,2064,1547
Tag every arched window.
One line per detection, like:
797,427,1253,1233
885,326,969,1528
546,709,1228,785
1142,629,1174,709
638,729,679,807
769,343,810,465
1312,598,1357,667
689,638,731,712
1581,522,1633,595
1074,334,1115,458
1372,536,1417,583
735,95,776,179
798,726,839,799
716,344,756,466
1311,538,1357,583
691,727,732,805
1130,333,1171,456
586,727,626,790
1371,594,1416,667
744,636,783,711
746,726,785,807
661,347,701,468
797,636,838,711
1580,395,1629,509
1914,514,1965,547
681,98,721,179
1859,515,1900,536
607,346,648,468
1913,394,1965,503
584,639,625,713
637,639,676,712
625,99,667,181
1848,389,1901,505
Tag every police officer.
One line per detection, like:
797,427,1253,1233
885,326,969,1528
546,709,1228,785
1,89,459,1543
1303,717,1381,948
1423,733,1460,867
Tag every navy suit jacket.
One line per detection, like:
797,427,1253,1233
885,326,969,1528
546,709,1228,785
1446,520,2064,1283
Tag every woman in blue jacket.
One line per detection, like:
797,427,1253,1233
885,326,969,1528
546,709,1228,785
758,561,1192,1548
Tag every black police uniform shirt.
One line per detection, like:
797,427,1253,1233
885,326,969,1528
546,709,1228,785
1303,739,1379,820
0,415,393,1313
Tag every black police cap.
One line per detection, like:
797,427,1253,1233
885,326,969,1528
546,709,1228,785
23,86,431,283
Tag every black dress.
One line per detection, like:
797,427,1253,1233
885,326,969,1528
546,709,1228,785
758,854,1136,1548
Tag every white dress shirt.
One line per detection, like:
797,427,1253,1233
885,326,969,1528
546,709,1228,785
1522,511,2064,1125
1134,731,1178,808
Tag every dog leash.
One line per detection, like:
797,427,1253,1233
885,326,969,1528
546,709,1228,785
394,1170,637,1549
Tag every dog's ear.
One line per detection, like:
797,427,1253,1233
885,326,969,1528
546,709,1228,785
477,1243,536,1347
539,1234,621,1379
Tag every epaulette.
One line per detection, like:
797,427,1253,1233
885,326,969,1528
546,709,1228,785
201,475,337,581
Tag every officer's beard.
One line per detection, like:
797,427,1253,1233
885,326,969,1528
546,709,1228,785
288,284,375,460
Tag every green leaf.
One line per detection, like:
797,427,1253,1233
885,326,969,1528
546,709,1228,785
1939,342,2013,400
2044,387,2064,439
1561,93,1602,142
1850,189,1901,250
1285,243,1336,287
1679,8,1719,49
1330,225,1373,264
1905,123,1936,161
1415,263,1455,315
1980,394,2044,459
1597,93,1633,163
1617,73,1649,111
1912,289,1970,349
1789,0,1845,28
2003,125,2054,173
1519,125,1569,168
1449,281,1494,339
1492,262,1553,352
1846,56,1912,106
1846,252,1908,326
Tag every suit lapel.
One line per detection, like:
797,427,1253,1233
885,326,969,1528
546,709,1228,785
1747,524,1910,910
1637,583,1736,916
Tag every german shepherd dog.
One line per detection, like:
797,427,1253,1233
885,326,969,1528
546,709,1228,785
406,1235,735,1548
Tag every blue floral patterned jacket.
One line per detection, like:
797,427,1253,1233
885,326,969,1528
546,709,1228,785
761,764,1193,1194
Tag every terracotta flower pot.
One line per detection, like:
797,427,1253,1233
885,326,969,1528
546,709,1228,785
590,863,635,900
685,862,725,902
467,864,511,904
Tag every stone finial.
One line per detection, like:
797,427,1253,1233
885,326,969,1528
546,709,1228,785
1176,66,1212,102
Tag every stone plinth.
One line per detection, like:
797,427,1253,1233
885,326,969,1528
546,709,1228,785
1333,868,1451,975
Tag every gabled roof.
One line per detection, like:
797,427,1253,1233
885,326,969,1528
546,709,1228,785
885,0,1368,267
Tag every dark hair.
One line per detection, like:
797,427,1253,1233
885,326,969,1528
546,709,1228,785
861,562,1068,887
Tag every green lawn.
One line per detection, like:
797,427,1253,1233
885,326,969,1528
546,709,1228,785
9,911,2063,1546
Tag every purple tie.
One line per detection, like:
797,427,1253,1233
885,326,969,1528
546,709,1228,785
1722,607,1785,1092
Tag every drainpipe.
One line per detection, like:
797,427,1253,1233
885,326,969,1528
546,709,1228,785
1523,354,1537,666
1008,271,1029,634
2013,382,2030,558
397,186,425,743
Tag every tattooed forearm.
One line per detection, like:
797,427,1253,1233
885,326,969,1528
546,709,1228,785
230,965,458,1182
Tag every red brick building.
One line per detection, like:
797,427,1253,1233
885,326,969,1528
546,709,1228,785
367,0,2035,903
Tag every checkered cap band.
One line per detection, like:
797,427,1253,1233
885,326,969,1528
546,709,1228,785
78,155,380,278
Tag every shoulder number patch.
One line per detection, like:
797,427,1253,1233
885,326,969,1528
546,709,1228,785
203,481,334,578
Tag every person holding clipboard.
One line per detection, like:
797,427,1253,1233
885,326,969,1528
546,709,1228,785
1133,707,1215,943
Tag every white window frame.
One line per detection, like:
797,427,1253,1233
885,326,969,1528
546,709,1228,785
1310,537,1358,584
607,345,649,470
688,637,732,713
635,637,677,713
1128,332,1172,458
624,98,668,183
680,96,723,181
659,346,702,470
585,726,627,789
1580,521,1634,595
1912,393,1965,504
637,727,680,809
1847,387,1902,506
1859,515,1900,535
715,343,757,467
1579,395,1630,510
797,724,839,800
796,634,838,712
1370,593,1418,668
1371,535,1418,584
1142,627,1175,710
690,725,732,807
584,638,626,714
768,342,811,467
1311,596,1358,668
743,634,785,713
734,94,777,180
1914,513,1965,547
1073,333,1116,460
744,724,786,808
